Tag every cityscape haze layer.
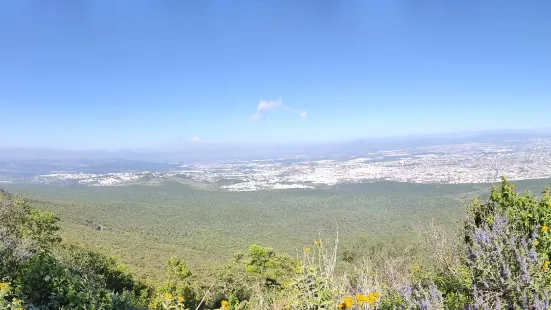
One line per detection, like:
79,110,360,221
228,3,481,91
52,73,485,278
3,132,551,190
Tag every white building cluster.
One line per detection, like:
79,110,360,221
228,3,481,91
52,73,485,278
32,139,551,191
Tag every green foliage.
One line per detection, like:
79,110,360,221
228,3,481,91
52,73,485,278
377,294,405,310
165,257,192,282
0,281,25,310
3,177,551,309
242,244,293,288
461,177,551,308
13,252,113,309
206,245,295,309
279,244,342,309
21,209,61,252
149,257,197,310
433,264,472,309
211,255,253,307
0,191,147,310
54,244,149,296
467,177,551,257
5,180,480,279
1,194,59,281
466,177,551,274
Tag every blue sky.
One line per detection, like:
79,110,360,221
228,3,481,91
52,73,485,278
0,1,550,150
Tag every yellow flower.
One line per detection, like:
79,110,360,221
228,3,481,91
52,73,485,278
356,294,368,306
164,292,173,299
542,225,549,232
544,261,551,270
314,240,322,247
0,282,9,290
367,292,380,305
413,265,420,272
177,296,185,303
221,300,230,309
305,247,311,253
337,296,354,309
535,240,540,246
356,292,381,306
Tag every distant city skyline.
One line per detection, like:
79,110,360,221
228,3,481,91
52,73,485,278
1,1,550,149
4,137,551,189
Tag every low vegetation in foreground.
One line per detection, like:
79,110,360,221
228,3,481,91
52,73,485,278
1,177,551,309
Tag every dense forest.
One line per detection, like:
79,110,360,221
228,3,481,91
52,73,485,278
2,178,551,309
2,181,491,281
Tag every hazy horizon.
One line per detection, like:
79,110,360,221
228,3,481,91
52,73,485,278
2,128,551,162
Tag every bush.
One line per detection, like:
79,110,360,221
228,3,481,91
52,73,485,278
13,252,114,309
464,178,551,308
148,257,198,310
54,244,146,295
0,192,147,310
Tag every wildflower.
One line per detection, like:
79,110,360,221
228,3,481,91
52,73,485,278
314,240,322,247
366,292,380,305
345,296,355,307
356,292,381,306
337,296,354,309
529,249,538,263
164,292,173,299
544,261,551,270
305,247,311,253
221,300,230,309
0,282,9,290
535,240,540,246
413,265,420,272
177,296,185,303
356,294,368,306
542,225,549,232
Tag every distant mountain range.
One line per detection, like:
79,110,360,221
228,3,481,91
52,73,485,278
2,128,551,163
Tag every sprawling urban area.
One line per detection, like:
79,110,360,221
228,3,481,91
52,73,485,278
3,139,551,191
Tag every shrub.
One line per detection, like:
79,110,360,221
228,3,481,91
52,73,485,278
13,252,114,309
149,257,198,310
0,192,147,310
54,244,147,295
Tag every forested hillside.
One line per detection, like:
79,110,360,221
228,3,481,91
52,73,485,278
2,178,551,309
0,181,498,281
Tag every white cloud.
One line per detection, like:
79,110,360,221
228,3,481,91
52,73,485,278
191,137,201,143
250,98,307,121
